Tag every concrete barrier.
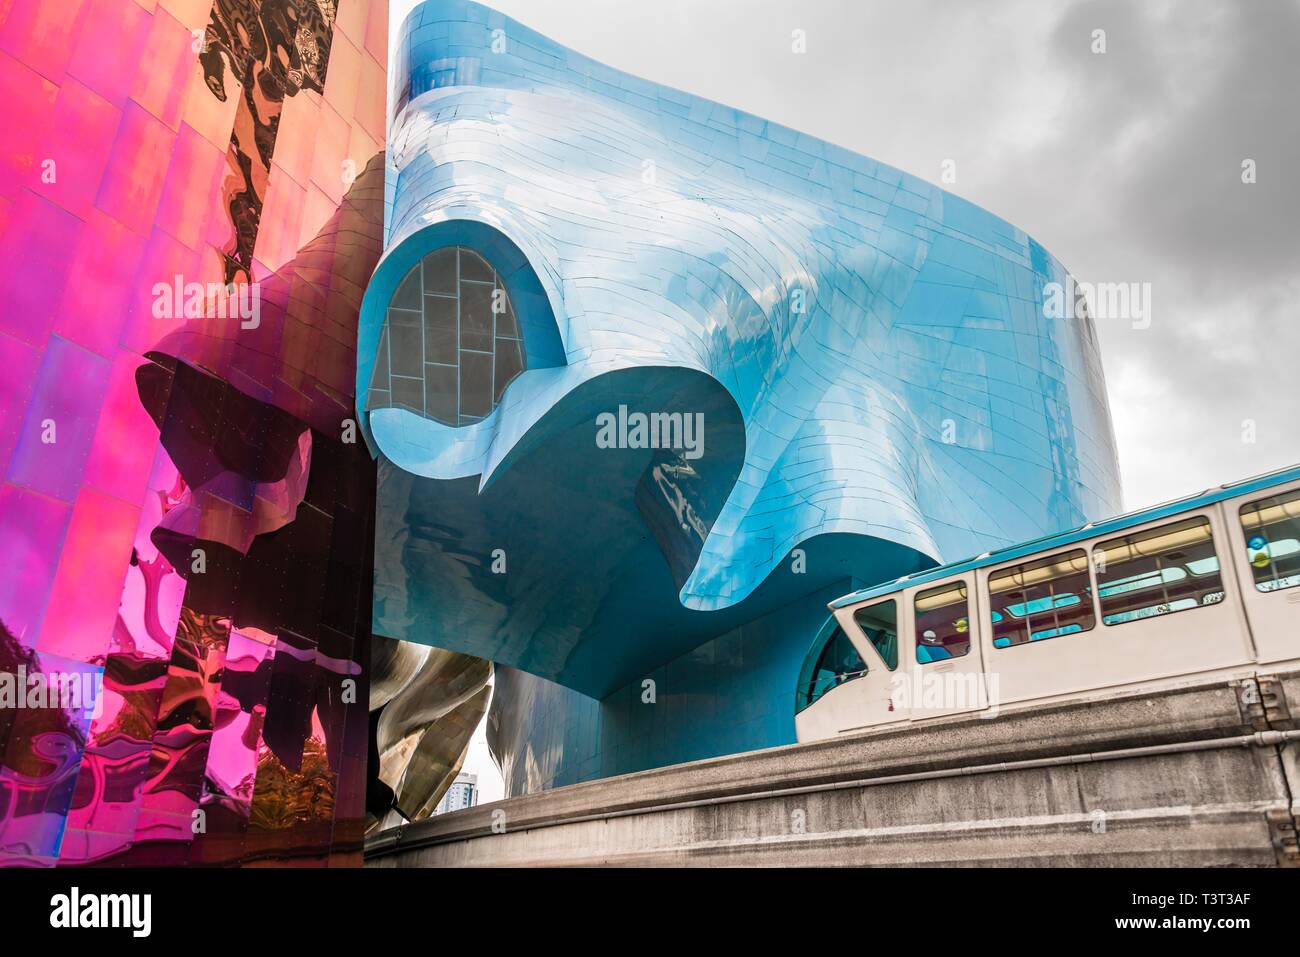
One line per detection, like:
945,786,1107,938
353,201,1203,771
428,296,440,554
366,672,1300,867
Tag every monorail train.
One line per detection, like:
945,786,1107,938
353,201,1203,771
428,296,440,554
795,464,1300,742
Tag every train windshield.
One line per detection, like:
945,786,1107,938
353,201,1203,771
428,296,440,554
796,622,868,713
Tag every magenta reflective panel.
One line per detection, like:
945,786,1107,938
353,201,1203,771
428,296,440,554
0,0,389,867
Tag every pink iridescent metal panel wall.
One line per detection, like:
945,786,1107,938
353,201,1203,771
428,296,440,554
0,0,388,866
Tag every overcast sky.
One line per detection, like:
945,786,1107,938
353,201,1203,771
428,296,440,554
390,0,1300,801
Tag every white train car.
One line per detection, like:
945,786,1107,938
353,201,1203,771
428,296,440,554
796,464,1300,742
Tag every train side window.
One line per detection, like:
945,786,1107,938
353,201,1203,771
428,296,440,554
988,549,1094,648
1094,516,1224,626
852,600,899,671
1239,489,1300,593
914,581,971,663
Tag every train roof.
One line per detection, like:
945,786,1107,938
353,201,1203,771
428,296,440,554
828,462,1300,610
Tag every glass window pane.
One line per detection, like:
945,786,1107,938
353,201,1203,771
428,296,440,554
459,281,494,352
373,325,390,384
423,294,457,365
914,581,971,662
1094,517,1224,626
989,549,1094,648
494,282,519,337
387,307,420,326
390,376,423,414
387,319,423,378
853,599,898,671
390,266,422,309
424,364,457,424
1240,489,1300,593
459,350,493,418
422,247,457,295
494,338,523,402
459,248,494,282
796,625,867,713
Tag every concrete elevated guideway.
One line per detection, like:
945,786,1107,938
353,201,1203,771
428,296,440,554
366,671,1300,867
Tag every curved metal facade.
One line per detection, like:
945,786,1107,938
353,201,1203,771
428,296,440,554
366,0,1123,791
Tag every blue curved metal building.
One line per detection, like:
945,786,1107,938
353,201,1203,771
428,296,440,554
360,0,1122,795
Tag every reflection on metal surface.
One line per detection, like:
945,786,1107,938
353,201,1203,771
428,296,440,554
0,0,390,866
396,685,490,821
370,636,431,712
372,644,491,824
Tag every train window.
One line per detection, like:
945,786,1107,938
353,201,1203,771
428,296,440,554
1094,516,1224,626
988,549,1094,648
796,625,868,713
1239,489,1300,593
853,600,899,671
914,581,971,662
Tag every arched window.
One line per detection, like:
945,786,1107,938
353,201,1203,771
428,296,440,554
368,246,526,426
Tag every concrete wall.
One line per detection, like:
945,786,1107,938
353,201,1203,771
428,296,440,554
368,671,1300,867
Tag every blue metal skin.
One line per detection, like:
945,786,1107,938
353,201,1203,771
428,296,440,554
362,1,1123,790
488,582,857,795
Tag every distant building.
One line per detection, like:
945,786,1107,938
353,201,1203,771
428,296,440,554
435,773,479,815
